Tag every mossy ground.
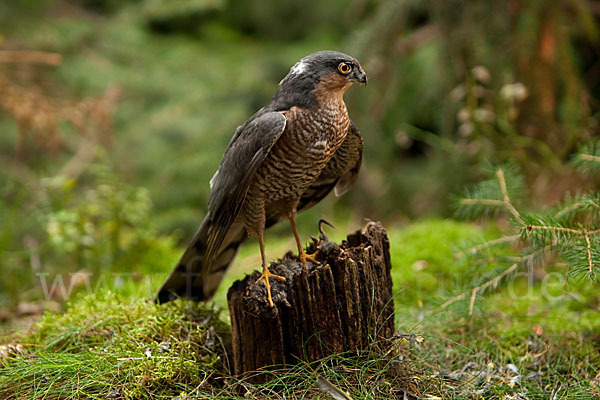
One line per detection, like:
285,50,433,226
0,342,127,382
1,219,599,399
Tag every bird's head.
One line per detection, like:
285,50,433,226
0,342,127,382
275,50,367,108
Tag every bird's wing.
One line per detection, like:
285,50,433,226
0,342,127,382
156,111,286,303
205,111,287,260
295,120,363,214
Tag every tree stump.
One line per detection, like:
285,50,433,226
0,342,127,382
227,221,394,380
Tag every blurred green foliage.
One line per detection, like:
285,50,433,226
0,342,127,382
44,168,152,267
0,0,599,309
0,163,179,307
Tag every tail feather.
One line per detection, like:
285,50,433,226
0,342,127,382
156,217,246,303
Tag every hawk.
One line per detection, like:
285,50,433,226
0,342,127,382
156,50,367,307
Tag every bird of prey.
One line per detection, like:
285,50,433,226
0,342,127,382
156,50,367,307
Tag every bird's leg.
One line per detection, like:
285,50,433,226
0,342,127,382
252,227,286,308
289,210,320,266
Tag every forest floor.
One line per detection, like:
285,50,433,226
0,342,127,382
1,219,599,399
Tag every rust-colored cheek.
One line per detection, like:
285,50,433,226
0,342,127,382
314,72,353,103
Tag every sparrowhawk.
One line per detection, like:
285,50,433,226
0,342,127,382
156,50,367,307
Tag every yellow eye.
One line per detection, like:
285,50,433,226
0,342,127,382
338,62,351,75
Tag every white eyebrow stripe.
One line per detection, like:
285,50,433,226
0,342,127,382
290,60,308,75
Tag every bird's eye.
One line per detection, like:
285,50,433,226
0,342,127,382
338,62,351,75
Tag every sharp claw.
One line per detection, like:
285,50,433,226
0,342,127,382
299,250,320,266
309,235,320,252
250,268,286,307
318,219,335,242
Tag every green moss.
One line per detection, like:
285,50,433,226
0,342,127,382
388,219,486,310
1,291,229,399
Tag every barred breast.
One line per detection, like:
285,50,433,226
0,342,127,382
242,102,349,234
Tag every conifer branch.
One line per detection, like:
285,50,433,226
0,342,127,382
436,262,519,315
457,146,600,297
523,225,600,237
454,234,521,258
496,169,522,222
439,245,552,315
470,256,523,265
458,168,523,222
468,263,518,315
555,201,586,218
460,199,506,207
579,154,600,164
572,142,600,173
523,225,582,235
584,233,595,276
435,292,467,312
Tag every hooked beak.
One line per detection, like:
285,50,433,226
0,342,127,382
352,68,367,84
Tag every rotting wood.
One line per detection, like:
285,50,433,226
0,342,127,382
227,221,394,381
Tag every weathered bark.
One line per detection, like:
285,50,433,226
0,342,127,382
227,221,394,380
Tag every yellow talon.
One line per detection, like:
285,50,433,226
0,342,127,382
252,267,286,307
299,249,320,265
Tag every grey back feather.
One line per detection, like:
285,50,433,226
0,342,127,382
156,111,286,303
205,111,286,262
